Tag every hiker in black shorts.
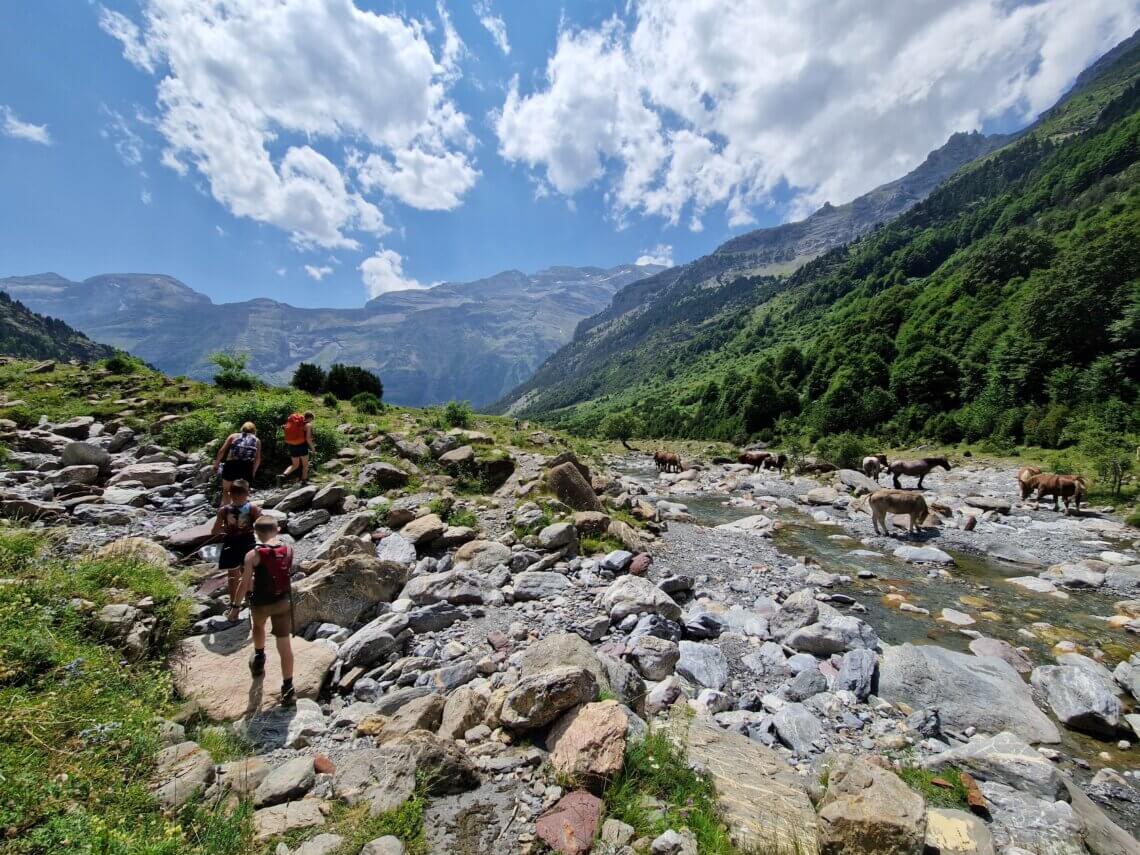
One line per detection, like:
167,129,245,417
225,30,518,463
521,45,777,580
214,421,261,506
211,479,261,617
279,411,315,486
226,516,295,706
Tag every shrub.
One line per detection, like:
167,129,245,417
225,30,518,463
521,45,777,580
352,392,383,415
291,362,327,394
221,390,340,465
102,351,145,375
161,413,222,452
599,411,638,444
326,363,382,400
442,400,473,429
322,391,339,408
814,432,870,469
209,351,258,390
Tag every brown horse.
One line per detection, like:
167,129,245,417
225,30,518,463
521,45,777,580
761,453,787,472
888,456,951,490
869,489,929,535
738,450,771,472
1026,473,1086,514
1017,466,1043,500
654,451,682,473
862,454,889,481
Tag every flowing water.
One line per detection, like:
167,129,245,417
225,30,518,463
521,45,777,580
617,462,1140,774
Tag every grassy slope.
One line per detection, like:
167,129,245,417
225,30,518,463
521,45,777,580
0,291,115,364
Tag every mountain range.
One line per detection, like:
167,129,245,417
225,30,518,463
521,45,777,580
0,290,113,364
495,30,1140,449
0,265,659,407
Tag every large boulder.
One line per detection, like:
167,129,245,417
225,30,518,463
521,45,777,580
358,462,409,489
676,641,728,690
922,731,1065,800
512,571,573,601
784,616,879,656
685,719,818,854
172,623,335,721
817,754,925,855
599,575,682,622
400,570,494,606
1029,665,1122,737
878,644,1060,744
61,441,111,470
401,513,445,545
94,536,170,566
151,741,215,810
108,462,177,487
338,614,409,669
627,635,679,681
535,791,602,855
291,555,408,629
546,462,603,512
453,540,512,573
500,667,598,730
922,809,994,855
547,700,630,782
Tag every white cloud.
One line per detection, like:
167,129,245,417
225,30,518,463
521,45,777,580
1,105,52,145
359,248,427,298
100,0,477,252
216,225,227,237
475,0,510,55
496,0,1140,227
635,243,672,267
354,147,479,210
141,189,152,205
304,264,334,281
275,267,287,276
100,106,144,166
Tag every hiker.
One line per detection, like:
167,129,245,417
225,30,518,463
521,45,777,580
214,421,261,505
279,411,315,486
226,516,295,705
211,479,262,613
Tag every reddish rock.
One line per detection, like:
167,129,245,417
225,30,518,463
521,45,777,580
166,522,218,553
547,701,628,783
486,630,510,652
628,554,652,576
313,754,336,775
535,791,602,855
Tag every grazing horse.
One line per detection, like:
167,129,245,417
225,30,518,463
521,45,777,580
738,450,771,473
862,454,889,481
1026,473,1086,514
654,451,682,473
869,489,929,536
1017,466,1043,500
761,453,787,472
888,456,951,490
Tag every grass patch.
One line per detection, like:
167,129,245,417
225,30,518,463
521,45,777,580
281,793,427,855
581,534,626,555
0,528,252,853
603,725,739,855
896,765,971,811
191,725,257,764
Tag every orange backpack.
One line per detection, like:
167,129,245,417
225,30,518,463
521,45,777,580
283,413,307,444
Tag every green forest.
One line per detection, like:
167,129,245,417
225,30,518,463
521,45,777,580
533,77,1140,476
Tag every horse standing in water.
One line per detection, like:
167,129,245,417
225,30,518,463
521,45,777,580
887,456,951,490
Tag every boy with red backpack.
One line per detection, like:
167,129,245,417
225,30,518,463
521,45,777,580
279,411,315,486
226,516,296,705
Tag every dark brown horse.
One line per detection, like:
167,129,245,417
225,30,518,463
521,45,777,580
1026,473,1086,513
738,450,771,472
888,456,951,490
654,451,682,473
760,453,787,472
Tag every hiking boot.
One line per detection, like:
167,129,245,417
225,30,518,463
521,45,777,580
275,474,286,487
249,651,266,677
279,684,296,707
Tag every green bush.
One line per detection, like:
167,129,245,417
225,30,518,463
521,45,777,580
291,362,327,394
814,432,870,469
322,391,338,408
599,410,638,443
442,400,473,429
220,390,340,466
352,392,383,415
210,351,258,390
102,351,146,375
161,413,222,452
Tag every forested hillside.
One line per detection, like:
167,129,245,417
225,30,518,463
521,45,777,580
513,39,1140,457
0,290,114,363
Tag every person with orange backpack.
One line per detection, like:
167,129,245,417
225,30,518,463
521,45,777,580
226,515,296,706
279,411,315,486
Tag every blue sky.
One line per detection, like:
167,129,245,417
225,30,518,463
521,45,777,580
2,1,1137,308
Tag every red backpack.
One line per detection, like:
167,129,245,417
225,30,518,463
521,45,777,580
283,413,307,445
253,543,293,601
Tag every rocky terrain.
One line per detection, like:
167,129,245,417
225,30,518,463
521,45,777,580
2,368,1139,853
0,264,661,407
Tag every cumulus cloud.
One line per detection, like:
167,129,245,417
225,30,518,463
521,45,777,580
359,248,426,297
475,0,510,55
1,105,52,145
496,0,1140,229
304,264,334,280
99,0,478,262
635,243,673,267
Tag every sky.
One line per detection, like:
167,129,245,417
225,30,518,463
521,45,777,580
1,0,1138,309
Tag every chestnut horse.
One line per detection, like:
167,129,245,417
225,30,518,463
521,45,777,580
887,456,951,490
738,450,771,472
869,489,929,535
1025,473,1086,514
654,451,682,473
1017,466,1043,500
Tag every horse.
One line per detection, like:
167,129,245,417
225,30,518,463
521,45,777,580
869,489,929,536
738,450,771,473
1026,473,1086,514
654,451,682,473
887,456,951,490
1017,466,1043,500
862,454,889,481
761,453,787,472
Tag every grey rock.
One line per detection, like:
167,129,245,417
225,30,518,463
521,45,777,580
600,549,633,573
500,667,598,730
676,641,728,690
288,508,330,538
376,533,418,567
338,614,410,669
276,486,317,513
784,616,879,656
833,649,876,700
253,756,315,807
1030,665,1122,737
358,462,408,489
61,440,111,469
538,522,578,550
923,731,1065,800
400,570,491,606
769,589,820,640
359,836,404,855
600,575,682,622
772,703,823,753
512,571,572,601
978,781,1084,854
893,544,954,564
628,635,680,680
784,666,828,702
